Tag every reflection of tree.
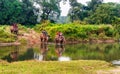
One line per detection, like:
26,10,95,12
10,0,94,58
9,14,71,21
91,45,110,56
65,43,120,61
19,46,34,61
55,45,65,57
1,45,19,62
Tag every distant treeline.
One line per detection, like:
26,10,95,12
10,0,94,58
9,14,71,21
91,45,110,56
0,0,120,25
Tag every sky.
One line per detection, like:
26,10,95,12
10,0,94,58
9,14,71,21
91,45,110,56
60,0,120,16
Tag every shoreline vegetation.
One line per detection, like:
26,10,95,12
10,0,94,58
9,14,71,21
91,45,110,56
0,23,119,45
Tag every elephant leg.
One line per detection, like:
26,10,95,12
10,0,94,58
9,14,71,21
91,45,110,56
44,38,47,44
55,39,58,44
11,30,13,33
46,37,49,43
60,40,63,45
56,39,60,45
40,38,43,42
14,30,18,35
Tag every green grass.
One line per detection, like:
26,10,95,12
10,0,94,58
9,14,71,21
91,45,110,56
0,23,118,43
34,23,115,41
0,24,28,43
0,60,113,74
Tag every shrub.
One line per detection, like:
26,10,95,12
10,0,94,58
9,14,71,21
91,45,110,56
18,38,27,44
33,23,115,41
0,25,16,42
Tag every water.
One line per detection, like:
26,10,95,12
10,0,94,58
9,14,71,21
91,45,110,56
0,43,120,64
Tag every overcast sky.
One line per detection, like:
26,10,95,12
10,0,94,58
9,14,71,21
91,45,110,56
60,0,120,16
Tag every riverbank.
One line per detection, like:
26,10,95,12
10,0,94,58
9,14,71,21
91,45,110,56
0,42,21,46
0,60,118,74
0,24,119,46
66,38,116,44
0,39,117,46
0,38,117,46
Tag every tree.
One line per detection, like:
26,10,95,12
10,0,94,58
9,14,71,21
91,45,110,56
0,0,37,25
83,0,103,22
0,0,22,24
67,0,86,22
87,0,103,11
85,3,120,24
33,0,61,23
20,0,37,25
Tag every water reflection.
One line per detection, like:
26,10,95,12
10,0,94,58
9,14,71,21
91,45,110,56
34,43,48,61
1,43,120,63
2,45,19,62
2,45,35,62
19,45,34,60
112,60,120,65
10,50,18,61
55,45,65,57
55,44,71,61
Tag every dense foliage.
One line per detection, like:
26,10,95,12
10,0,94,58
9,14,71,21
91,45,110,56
0,21,119,43
0,0,37,25
0,25,16,42
34,22,115,41
0,24,28,42
67,0,120,24
33,0,61,23
0,0,120,25
85,3,120,24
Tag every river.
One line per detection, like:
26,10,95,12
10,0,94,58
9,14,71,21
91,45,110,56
0,42,120,65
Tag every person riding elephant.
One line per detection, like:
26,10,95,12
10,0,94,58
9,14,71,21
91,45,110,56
55,31,66,45
10,23,18,35
40,30,49,43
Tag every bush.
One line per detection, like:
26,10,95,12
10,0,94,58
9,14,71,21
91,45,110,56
18,38,27,44
33,23,115,41
0,25,16,43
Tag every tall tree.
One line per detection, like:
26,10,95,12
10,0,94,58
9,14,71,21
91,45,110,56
20,0,37,25
85,3,120,24
87,0,103,11
33,0,61,23
67,0,104,23
0,0,22,24
67,0,86,22
0,0,37,25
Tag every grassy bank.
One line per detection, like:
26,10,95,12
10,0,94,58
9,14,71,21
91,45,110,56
34,23,116,42
0,24,28,43
0,25,16,42
0,23,119,43
0,60,113,74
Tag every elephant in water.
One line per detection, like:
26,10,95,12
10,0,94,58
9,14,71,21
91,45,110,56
10,23,18,35
40,30,49,44
55,32,66,45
